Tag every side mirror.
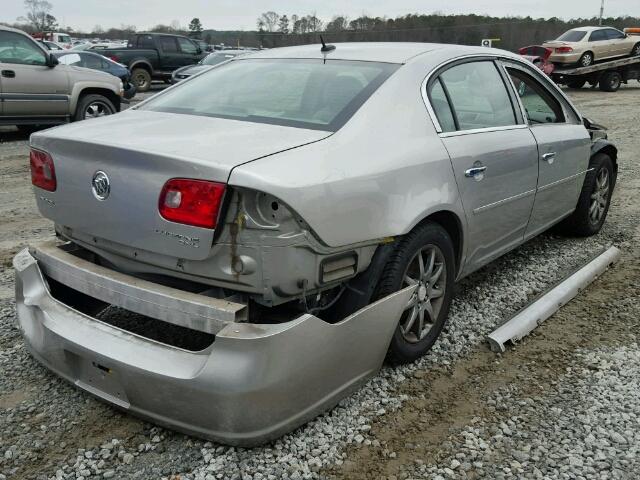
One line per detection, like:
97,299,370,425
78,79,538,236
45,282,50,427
46,54,59,68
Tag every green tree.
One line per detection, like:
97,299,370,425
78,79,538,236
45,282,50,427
278,15,289,34
188,17,203,38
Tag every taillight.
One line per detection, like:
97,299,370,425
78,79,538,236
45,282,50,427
108,55,118,62
556,46,574,53
158,178,225,229
30,148,57,192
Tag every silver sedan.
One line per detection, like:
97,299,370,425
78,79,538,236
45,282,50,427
17,42,617,445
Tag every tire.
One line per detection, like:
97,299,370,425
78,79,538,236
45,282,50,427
374,222,455,365
567,80,586,89
74,94,116,121
558,153,614,237
132,68,151,92
599,71,622,92
578,51,594,67
631,43,640,57
16,125,41,135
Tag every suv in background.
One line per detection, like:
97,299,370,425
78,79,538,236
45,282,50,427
0,25,123,133
544,26,640,66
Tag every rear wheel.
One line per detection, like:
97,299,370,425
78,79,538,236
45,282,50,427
599,71,622,92
567,79,586,89
578,51,594,67
558,153,613,237
374,222,455,365
132,68,151,92
74,94,116,121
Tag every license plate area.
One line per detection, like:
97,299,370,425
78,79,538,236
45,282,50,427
65,350,130,408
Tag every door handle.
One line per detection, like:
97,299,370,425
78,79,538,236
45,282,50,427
542,152,556,164
1,70,15,78
464,166,487,178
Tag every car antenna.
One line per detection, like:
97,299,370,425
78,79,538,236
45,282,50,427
320,35,335,53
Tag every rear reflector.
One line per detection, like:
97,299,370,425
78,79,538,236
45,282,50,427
30,148,57,192
159,178,226,229
556,46,574,53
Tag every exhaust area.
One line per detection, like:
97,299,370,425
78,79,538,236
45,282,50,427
487,246,621,353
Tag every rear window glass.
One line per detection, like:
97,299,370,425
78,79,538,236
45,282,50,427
141,59,398,132
202,52,237,65
557,30,587,42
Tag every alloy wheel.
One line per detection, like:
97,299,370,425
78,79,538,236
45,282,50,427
84,101,112,119
589,168,609,224
581,53,593,67
400,245,447,343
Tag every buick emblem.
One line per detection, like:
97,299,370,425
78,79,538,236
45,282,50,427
91,171,110,201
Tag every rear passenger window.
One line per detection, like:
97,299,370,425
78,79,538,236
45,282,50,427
428,79,456,133
589,30,606,41
438,61,516,131
160,37,178,53
137,35,154,48
507,68,565,124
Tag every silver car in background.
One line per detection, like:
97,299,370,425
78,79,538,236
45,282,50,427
170,49,249,82
16,42,617,445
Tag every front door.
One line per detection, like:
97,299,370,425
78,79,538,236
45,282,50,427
426,59,539,274
0,30,69,117
502,62,591,238
157,36,183,72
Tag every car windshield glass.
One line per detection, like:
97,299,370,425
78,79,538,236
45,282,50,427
557,30,587,42
201,53,236,65
141,59,398,131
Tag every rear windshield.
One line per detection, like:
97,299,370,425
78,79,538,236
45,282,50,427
141,59,398,131
556,30,587,42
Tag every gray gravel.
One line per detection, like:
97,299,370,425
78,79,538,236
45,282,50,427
0,86,638,480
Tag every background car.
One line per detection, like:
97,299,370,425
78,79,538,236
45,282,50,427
39,40,64,50
54,51,136,99
543,26,640,66
171,49,248,82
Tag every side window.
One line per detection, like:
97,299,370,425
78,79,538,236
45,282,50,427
0,31,47,66
438,61,516,131
83,54,103,69
137,35,154,49
177,37,197,54
159,37,179,53
507,68,565,124
428,79,456,133
590,30,606,42
58,53,82,66
605,29,625,40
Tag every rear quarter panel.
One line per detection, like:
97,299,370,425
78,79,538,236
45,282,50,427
228,58,465,249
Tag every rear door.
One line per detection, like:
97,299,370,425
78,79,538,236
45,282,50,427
501,60,590,238
426,59,539,273
588,29,611,59
0,30,69,117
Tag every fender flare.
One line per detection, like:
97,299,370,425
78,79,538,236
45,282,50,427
128,59,154,74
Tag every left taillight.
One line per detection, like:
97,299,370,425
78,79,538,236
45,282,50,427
30,148,57,192
158,178,226,229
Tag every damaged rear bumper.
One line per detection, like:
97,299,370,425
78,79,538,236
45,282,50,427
13,242,412,446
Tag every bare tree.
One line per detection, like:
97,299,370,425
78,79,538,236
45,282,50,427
325,16,349,32
257,11,279,32
306,14,323,33
18,0,54,31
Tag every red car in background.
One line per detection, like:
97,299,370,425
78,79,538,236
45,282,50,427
518,45,555,75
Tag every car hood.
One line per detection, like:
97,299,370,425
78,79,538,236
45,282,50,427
178,64,211,76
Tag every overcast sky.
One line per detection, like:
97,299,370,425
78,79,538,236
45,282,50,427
4,0,639,32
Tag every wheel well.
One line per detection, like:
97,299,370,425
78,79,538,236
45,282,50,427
130,63,152,73
594,144,618,184
78,88,121,112
419,211,463,276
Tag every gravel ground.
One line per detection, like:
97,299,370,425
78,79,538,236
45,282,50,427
0,83,639,480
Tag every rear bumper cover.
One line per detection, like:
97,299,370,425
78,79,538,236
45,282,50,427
13,243,412,446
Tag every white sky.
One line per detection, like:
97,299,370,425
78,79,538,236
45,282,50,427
4,0,638,32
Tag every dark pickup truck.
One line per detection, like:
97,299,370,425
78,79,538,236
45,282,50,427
101,33,206,92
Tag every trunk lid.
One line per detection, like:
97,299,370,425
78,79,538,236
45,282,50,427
31,110,330,260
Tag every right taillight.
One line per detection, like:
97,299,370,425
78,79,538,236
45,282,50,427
556,46,574,53
158,178,226,229
30,148,57,192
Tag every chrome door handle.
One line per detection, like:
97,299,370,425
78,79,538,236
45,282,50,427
465,166,487,178
542,152,556,164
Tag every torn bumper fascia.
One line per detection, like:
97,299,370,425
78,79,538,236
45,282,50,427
13,247,413,446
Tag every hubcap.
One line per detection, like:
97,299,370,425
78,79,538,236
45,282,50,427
582,54,592,66
589,168,609,224
400,245,447,344
85,102,111,119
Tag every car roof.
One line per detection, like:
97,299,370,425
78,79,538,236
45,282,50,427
239,42,517,64
568,26,617,32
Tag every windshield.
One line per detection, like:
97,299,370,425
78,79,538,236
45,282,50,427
141,59,398,131
557,30,587,42
201,52,238,65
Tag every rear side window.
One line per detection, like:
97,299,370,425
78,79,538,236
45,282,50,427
590,30,607,41
428,79,456,133
137,35,154,48
435,61,516,131
160,37,178,53
507,68,565,124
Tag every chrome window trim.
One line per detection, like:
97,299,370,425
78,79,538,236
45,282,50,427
421,54,525,136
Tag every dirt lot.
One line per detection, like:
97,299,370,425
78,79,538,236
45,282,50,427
0,84,639,480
